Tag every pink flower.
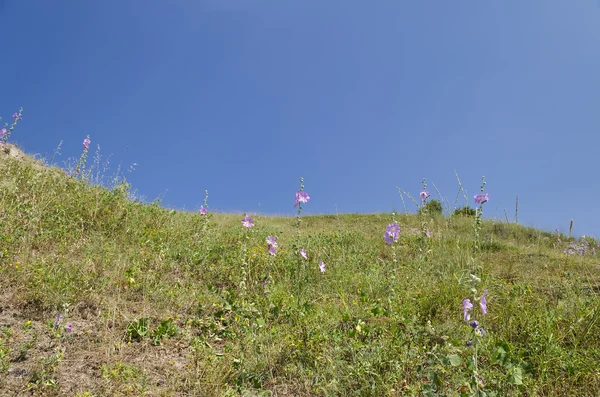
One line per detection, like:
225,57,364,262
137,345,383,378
241,215,254,228
83,138,91,149
0,128,6,138
420,190,430,199
480,290,488,315
462,299,473,323
300,248,307,260
199,205,207,215
425,229,431,238
269,246,277,256
474,193,489,204
294,191,310,207
12,112,22,120
266,236,278,248
319,261,326,273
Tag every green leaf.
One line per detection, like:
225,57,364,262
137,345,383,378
447,354,462,366
508,367,523,385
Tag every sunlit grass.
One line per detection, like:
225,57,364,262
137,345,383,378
0,146,598,396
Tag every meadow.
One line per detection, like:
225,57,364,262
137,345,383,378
0,117,599,396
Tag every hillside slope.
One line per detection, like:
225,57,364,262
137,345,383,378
0,150,599,396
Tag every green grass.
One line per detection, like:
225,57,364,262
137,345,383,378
0,145,599,396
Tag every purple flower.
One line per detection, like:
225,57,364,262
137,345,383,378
261,276,269,287
66,324,72,333
12,112,22,120
83,138,91,149
294,191,310,207
480,290,488,315
241,215,254,228
475,327,486,338
54,314,62,330
386,223,400,239
462,299,473,323
384,233,395,244
0,128,6,138
266,236,278,248
425,229,431,238
199,205,207,215
384,222,400,244
469,320,479,329
466,340,473,347
474,193,489,204
420,190,430,200
555,228,560,233
265,237,277,253
300,248,307,260
319,261,326,273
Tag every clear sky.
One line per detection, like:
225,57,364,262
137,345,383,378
1,1,599,236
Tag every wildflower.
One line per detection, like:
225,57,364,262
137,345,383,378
269,246,277,256
474,193,489,204
555,228,560,233
266,236,278,248
466,340,473,347
475,327,486,338
12,112,22,120
261,276,269,287
300,248,307,260
426,229,431,238
462,299,473,323
420,190,430,199
199,205,207,215
480,289,488,315
241,215,254,228
0,128,5,138
319,261,326,273
469,320,479,329
386,222,400,239
384,222,400,244
83,138,91,149
54,314,62,330
66,324,72,333
294,191,310,207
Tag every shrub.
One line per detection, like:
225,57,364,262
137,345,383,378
453,206,476,217
420,199,443,216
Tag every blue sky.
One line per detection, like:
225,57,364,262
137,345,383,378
1,1,599,236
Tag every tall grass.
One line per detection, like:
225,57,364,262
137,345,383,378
0,142,598,396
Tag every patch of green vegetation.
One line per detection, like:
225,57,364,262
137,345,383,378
0,149,599,395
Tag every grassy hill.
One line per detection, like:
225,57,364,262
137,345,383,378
0,144,599,396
